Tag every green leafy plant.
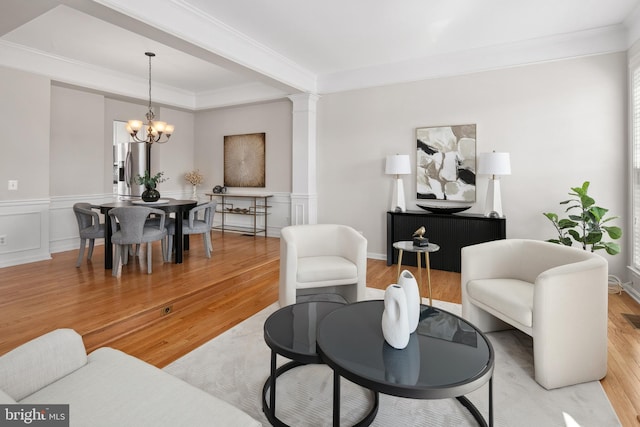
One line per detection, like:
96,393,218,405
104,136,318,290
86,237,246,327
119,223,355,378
543,181,622,255
134,171,167,189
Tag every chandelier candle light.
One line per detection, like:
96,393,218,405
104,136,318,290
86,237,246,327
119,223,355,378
126,52,174,149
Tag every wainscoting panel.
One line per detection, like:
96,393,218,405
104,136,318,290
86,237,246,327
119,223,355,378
0,192,291,268
49,194,112,254
0,199,51,267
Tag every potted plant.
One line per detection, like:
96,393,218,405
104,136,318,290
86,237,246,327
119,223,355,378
134,171,167,202
543,181,622,255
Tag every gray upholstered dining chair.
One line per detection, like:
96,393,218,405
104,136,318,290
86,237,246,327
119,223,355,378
108,206,168,277
166,201,217,259
73,203,105,267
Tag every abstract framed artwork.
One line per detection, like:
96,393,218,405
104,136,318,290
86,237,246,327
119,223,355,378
224,132,266,187
416,124,476,202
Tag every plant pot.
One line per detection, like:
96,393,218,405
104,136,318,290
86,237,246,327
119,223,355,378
142,187,160,202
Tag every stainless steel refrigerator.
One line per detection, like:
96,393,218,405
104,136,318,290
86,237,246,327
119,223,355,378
113,120,146,199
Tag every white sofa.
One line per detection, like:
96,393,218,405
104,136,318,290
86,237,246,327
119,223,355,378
279,224,367,306
0,329,261,427
461,239,608,390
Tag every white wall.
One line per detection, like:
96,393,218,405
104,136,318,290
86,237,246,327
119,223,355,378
317,52,628,277
0,66,51,266
194,100,293,234
155,107,196,195
194,100,292,192
0,67,50,200
50,85,105,196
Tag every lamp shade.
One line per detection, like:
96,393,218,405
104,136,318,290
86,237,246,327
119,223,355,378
385,154,411,175
477,152,511,176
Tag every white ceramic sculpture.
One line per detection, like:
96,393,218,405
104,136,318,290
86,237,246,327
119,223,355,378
381,284,410,349
397,270,420,333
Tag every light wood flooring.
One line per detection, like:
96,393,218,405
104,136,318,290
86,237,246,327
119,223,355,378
0,232,639,426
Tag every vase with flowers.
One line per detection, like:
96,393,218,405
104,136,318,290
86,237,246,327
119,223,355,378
185,169,204,200
135,171,167,202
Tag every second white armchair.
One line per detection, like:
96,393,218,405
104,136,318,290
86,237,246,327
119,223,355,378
461,238,608,389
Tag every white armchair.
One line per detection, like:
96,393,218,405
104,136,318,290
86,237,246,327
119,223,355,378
461,239,608,390
279,224,367,307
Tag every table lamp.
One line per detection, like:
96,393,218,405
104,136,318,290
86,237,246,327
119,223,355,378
477,151,511,218
385,154,411,212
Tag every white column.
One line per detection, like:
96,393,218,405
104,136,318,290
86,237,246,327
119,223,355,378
288,93,319,225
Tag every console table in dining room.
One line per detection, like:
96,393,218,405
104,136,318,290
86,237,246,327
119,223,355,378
205,193,272,237
387,211,506,272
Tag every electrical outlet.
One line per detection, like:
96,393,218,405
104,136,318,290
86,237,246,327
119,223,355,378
8,180,17,191
0,235,6,245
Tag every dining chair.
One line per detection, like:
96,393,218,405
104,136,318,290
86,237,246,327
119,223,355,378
167,201,217,259
108,206,167,277
73,203,105,267
130,212,166,259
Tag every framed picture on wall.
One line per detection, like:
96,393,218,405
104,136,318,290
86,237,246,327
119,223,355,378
224,132,266,187
416,124,476,202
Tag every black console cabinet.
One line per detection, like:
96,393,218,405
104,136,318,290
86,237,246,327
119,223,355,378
387,211,506,272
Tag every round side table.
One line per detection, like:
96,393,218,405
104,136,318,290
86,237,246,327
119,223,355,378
392,241,440,305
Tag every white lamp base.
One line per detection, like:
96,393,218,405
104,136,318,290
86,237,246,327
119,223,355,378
391,177,407,212
484,177,504,218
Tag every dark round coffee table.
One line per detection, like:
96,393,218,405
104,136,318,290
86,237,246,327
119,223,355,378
262,301,378,427
317,300,494,426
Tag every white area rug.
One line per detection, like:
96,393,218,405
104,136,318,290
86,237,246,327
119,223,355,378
164,288,620,426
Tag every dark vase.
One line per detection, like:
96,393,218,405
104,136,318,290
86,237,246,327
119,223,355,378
141,187,160,202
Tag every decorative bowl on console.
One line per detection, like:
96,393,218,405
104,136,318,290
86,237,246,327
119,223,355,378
417,202,472,214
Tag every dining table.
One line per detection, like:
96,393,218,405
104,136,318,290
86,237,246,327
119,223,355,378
99,198,198,269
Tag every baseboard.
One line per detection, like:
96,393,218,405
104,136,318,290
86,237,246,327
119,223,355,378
623,282,640,304
0,252,51,268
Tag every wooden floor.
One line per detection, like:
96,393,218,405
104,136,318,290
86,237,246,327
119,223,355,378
1,232,639,426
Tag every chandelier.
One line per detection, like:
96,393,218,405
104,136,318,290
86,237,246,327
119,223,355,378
126,52,174,144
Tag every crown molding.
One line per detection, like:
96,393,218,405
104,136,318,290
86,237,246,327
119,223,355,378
4,1,637,108
0,39,297,110
318,24,629,94
91,0,317,94
0,39,197,109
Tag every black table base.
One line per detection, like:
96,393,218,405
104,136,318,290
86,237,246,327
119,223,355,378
456,378,493,427
262,354,379,427
99,199,197,269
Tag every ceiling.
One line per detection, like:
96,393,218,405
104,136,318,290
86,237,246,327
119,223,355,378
1,0,640,110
